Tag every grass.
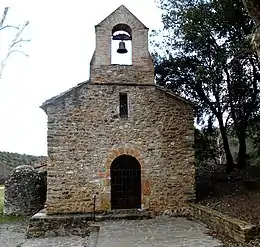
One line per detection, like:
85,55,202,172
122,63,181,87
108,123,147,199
0,185,4,198
0,186,24,223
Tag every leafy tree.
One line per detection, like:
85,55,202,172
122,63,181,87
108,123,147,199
242,0,260,25
195,127,221,166
0,7,30,79
153,0,260,171
242,0,260,60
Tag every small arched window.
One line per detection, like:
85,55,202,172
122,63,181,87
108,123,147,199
111,23,132,65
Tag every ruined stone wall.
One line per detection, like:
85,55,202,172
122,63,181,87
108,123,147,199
45,83,195,215
4,165,46,216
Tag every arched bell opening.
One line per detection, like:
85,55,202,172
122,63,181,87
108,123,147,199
111,23,132,65
110,154,141,209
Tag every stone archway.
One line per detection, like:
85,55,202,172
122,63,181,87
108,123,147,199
99,147,150,211
110,155,141,209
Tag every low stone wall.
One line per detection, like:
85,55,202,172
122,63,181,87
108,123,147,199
189,203,259,243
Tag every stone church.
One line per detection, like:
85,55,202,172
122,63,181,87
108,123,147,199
41,5,195,215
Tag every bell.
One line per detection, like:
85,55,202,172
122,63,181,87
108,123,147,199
117,41,128,54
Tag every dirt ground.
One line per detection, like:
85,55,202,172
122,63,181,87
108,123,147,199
199,172,260,225
202,190,260,225
200,180,260,246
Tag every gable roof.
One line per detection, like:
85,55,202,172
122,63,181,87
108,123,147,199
96,5,148,30
40,81,89,111
40,81,193,112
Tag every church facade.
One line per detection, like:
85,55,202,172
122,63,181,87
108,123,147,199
41,5,195,215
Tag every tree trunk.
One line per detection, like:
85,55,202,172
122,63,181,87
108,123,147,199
252,26,260,59
218,119,235,172
237,126,247,169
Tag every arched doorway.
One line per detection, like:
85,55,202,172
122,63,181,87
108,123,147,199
110,155,141,209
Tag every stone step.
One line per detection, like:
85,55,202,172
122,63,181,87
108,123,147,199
94,209,153,221
26,209,153,239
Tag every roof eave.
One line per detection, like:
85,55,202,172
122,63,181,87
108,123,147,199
155,85,194,106
40,80,89,111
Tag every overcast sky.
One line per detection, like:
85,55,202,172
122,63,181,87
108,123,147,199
0,0,162,156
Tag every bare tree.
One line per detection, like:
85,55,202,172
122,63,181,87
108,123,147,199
0,7,30,79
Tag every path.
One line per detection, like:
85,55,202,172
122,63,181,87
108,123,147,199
96,217,222,247
0,217,223,247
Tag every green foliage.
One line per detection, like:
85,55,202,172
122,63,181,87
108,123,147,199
0,186,3,198
0,214,24,224
246,119,260,166
0,151,47,184
195,128,219,165
0,198,3,215
0,186,4,216
0,151,46,170
0,187,3,215
154,0,260,170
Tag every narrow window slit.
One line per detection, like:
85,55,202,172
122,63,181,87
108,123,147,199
119,93,128,118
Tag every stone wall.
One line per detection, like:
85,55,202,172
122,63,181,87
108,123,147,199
189,203,259,243
43,82,195,215
90,65,154,85
4,165,46,216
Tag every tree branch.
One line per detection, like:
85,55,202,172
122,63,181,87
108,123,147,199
0,25,19,31
0,6,30,79
0,7,8,29
10,39,30,49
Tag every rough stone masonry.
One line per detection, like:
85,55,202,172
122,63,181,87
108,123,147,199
41,5,195,215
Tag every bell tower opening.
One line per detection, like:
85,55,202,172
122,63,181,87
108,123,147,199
90,5,154,85
111,23,132,65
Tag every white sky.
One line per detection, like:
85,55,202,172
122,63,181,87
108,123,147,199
0,0,162,156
